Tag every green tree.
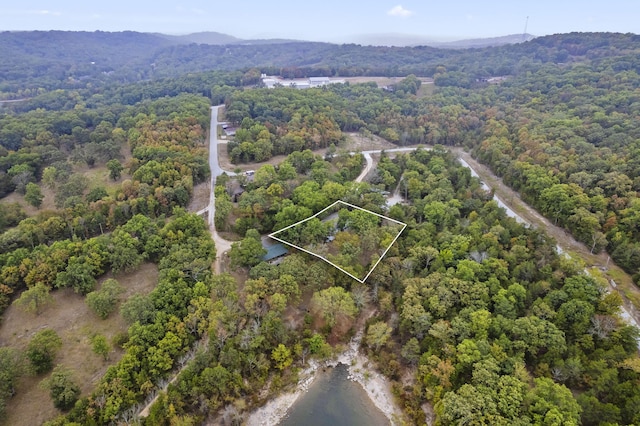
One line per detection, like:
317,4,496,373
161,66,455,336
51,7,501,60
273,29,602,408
86,279,124,319
306,333,331,357
86,186,108,203
9,163,35,194
41,166,58,190
366,321,392,350
527,377,582,425
109,230,145,274
106,159,124,181
120,293,155,324
27,329,63,374
13,282,53,315
24,182,44,208
437,383,503,424
54,174,88,208
401,337,421,366
55,256,97,295
41,365,80,411
91,334,110,361
311,286,358,328
229,229,266,268
0,347,24,419
292,180,330,212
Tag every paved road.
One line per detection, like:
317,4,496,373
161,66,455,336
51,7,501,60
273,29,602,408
209,106,225,185
0,98,30,104
354,147,422,183
207,106,234,271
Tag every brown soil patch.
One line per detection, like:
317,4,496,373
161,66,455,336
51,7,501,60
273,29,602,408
0,263,158,426
229,266,249,290
343,133,397,152
187,181,210,213
217,231,242,242
79,164,127,193
1,187,55,217
416,83,435,98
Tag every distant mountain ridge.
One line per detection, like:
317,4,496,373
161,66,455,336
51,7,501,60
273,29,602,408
428,33,536,48
347,33,536,48
155,31,241,45
154,31,535,48
1,30,636,95
155,31,304,46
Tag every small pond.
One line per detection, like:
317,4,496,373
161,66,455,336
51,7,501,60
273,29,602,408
279,363,390,426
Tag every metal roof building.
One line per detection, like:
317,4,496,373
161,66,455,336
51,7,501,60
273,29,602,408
262,243,289,261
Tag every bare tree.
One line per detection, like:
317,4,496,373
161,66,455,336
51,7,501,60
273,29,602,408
351,283,371,310
589,315,617,339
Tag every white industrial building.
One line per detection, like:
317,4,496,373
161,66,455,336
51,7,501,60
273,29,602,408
261,76,345,89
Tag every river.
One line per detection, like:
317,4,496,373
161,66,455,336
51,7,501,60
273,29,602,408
278,363,390,426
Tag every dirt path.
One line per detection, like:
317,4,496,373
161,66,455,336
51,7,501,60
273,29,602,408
453,148,640,326
212,229,233,274
0,98,30,104
356,152,373,183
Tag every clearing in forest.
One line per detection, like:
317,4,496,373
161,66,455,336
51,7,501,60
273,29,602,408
269,201,406,282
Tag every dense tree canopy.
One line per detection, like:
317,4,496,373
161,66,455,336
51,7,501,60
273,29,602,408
2,31,640,426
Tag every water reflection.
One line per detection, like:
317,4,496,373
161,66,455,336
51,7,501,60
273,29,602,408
279,363,390,426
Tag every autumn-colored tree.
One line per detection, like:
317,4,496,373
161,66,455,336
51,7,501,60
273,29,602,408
271,344,293,370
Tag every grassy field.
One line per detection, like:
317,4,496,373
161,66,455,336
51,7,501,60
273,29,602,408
1,141,133,220
0,263,158,426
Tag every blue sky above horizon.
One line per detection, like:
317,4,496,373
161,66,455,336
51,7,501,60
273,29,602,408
1,1,638,42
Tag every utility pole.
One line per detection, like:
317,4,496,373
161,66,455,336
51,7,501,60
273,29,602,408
523,16,529,42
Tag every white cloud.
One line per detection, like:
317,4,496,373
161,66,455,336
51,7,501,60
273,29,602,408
32,10,62,16
387,5,414,18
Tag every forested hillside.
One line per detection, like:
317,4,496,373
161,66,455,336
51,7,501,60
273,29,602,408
1,31,640,425
0,31,174,95
222,46,640,280
3,30,639,98
142,148,639,424
0,93,213,421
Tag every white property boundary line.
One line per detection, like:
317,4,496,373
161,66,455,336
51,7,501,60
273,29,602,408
268,200,407,283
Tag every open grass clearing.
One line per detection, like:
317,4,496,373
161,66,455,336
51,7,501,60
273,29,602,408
217,132,392,174
0,160,130,221
0,262,158,426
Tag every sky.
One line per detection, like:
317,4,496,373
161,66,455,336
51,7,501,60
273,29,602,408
1,1,638,43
